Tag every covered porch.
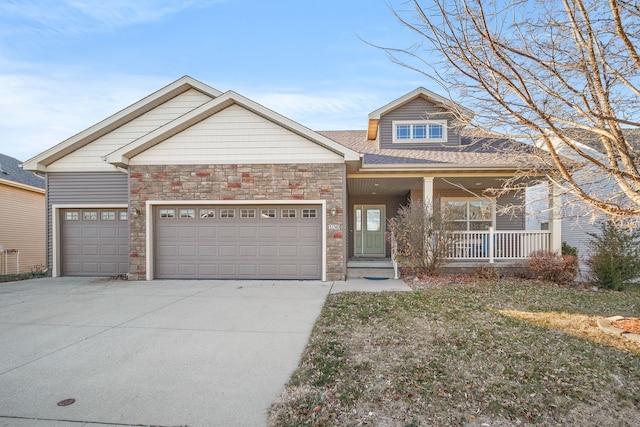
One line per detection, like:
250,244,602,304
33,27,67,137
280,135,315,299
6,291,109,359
345,173,562,277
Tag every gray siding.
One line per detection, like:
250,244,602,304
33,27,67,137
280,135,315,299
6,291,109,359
496,191,525,231
379,98,460,149
46,171,129,272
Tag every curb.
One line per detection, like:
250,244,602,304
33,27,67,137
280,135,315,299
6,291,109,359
597,316,640,344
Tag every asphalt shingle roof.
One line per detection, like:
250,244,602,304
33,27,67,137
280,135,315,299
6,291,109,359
317,130,536,168
0,153,45,189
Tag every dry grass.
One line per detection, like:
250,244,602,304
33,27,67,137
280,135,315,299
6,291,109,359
269,279,640,426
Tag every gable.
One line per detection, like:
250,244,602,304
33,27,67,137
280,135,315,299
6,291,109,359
379,97,461,149
129,104,344,165
45,89,213,172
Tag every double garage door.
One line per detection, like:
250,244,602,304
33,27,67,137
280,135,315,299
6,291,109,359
155,205,322,279
61,208,129,276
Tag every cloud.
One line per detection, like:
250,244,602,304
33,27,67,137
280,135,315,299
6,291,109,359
0,0,223,34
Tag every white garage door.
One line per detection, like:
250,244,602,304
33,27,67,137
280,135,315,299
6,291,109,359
61,209,129,276
154,205,322,279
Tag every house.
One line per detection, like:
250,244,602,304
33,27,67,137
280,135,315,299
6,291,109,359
526,129,640,277
22,76,562,281
0,153,46,275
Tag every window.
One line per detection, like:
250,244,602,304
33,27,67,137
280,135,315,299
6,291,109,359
282,209,296,218
179,209,195,219
443,199,493,231
392,120,447,143
302,208,318,218
220,209,235,218
83,211,98,221
200,209,215,218
65,211,79,221
240,208,256,218
119,211,128,221
260,209,276,218
160,209,175,219
101,211,116,221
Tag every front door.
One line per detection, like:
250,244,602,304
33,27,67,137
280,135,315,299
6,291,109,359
354,205,386,257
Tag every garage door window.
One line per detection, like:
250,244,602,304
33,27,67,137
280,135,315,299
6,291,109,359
240,208,256,218
160,209,175,219
101,211,116,221
282,209,296,218
302,208,317,218
220,209,235,218
200,209,215,218
65,211,79,221
260,209,276,218
83,211,98,221
179,209,196,219
119,211,128,221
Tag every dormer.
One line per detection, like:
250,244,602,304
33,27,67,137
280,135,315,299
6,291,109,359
367,87,473,149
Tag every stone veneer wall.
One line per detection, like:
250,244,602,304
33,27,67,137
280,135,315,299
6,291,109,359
128,163,346,281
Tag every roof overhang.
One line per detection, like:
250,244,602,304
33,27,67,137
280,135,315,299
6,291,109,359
366,87,474,140
105,90,361,168
0,178,45,194
22,76,223,172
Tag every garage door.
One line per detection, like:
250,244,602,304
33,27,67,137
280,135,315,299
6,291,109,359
61,209,129,276
155,205,322,279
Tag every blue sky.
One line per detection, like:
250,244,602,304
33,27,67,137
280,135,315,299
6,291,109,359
0,0,440,161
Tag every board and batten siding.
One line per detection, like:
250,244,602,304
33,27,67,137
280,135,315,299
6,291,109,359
130,104,344,165
379,97,461,149
46,89,213,172
46,171,129,272
0,184,46,274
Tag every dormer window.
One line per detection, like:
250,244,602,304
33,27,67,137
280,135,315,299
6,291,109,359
392,120,447,144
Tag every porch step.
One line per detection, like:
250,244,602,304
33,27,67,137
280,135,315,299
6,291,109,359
347,259,396,279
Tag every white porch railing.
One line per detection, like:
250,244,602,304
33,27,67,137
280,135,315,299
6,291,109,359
447,228,551,262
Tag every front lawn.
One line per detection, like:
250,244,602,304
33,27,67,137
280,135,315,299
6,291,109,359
269,280,640,426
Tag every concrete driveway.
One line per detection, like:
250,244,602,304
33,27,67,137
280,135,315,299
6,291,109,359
0,277,333,427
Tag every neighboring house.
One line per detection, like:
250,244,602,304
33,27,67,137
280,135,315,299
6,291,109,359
526,129,640,277
23,76,562,281
0,153,46,275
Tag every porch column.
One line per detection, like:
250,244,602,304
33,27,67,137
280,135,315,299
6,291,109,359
548,181,562,253
423,177,434,212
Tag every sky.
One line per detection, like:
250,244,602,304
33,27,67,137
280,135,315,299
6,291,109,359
0,0,441,162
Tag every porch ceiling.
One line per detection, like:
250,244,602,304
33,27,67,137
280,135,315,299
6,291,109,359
347,176,513,197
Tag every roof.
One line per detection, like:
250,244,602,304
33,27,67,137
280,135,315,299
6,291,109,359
560,128,640,153
0,153,45,190
318,130,538,171
366,87,474,140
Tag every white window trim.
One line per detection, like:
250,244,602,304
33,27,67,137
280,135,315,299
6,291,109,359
392,120,448,144
441,197,496,230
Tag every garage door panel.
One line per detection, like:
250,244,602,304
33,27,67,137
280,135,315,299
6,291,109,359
238,226,258,238
178,226,197,239
61,209,129,277
155,205,322,279
219,226,237,238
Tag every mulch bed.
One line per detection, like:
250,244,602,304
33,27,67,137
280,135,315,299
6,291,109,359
612,318,640,335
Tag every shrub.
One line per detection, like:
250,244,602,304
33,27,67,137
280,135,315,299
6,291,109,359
586,221,640,290
562,242,578,257
472,264,501,280
526,250,578,285
387,198,455,276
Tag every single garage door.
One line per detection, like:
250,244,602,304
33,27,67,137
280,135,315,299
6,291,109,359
61,208,129,276
155,205,322,279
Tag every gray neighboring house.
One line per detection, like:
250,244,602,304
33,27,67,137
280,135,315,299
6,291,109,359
23,76,562,281
526,129,640,277
0,153,46,274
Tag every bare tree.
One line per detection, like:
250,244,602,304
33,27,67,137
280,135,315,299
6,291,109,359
381,0,640,220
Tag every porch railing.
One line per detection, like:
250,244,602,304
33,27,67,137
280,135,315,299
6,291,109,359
447,228,551,262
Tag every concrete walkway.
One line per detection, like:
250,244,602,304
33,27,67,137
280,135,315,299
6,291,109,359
0,277,410,427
